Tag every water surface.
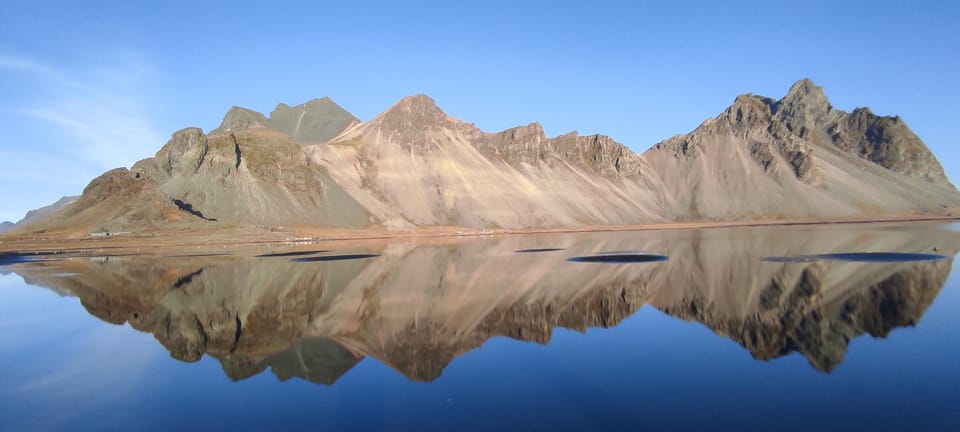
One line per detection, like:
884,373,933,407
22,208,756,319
2,222,959,431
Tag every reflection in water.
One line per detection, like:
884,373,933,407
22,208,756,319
567,253,669,263
764,252,947,263
291,253,381,262
255,250,329,258
10,223,959,384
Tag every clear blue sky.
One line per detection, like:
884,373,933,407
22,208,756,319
1,0,958,222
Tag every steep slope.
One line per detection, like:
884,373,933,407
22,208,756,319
131,127,369,228
642,79,960,220
309,95,665,229
772,79,951,185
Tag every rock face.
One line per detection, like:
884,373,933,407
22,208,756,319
643,79,959,221
13,223,958,382
10,79,960,235
130,127,368,228
772,79,949,184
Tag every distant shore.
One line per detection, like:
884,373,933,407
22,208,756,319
0,214,957,255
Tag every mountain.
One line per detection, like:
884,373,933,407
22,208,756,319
16,195,80,227
11,223,957,381
2,195,80,234
129,127,368,228
6,79,958,237
643,79,958,220
10,168,204,235
311,94,664,228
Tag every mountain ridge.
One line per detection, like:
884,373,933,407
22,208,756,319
6,79,959,237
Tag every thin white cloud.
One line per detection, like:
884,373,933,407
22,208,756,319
0,53,164,171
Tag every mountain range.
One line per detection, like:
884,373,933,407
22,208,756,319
6,79,958,237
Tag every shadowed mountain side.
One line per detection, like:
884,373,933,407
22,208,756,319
131,128,369,228
11,223,960,382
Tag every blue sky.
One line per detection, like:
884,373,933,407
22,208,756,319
1,0,958,222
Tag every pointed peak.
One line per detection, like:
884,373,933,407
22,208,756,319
773,79,835,133
724,94,775,121
781,78,830,108
391,94,441,112
212,105,268,134
372,94,450,127
305,96,335,105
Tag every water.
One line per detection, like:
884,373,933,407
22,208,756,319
2,222,959,431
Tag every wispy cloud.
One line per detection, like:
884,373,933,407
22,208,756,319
0,53,164,171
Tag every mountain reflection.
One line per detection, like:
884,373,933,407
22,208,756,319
11,223,957,383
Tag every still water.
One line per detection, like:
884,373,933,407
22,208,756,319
1,223,959,431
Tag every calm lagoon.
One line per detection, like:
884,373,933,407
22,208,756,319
2,223,959,431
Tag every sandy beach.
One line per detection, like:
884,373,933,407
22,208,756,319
1,214,956,256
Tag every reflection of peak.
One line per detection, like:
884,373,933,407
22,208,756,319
218,338,362,385
656,258,951,372
12,223,958,383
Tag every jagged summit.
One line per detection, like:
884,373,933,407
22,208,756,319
212,106,269,134
369,94,458,130
772,78,837,140
782,78,830,106
207,96,358,144
269,97,359,143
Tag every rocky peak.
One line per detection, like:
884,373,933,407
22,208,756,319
495,122,547,145
211,106,269,135
372,94,457,130
782,78,829,108
837,107,952,185
269,97,359,143
772,78,836,138
550,132,646,177
721,94,775,133
475,122,550,164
